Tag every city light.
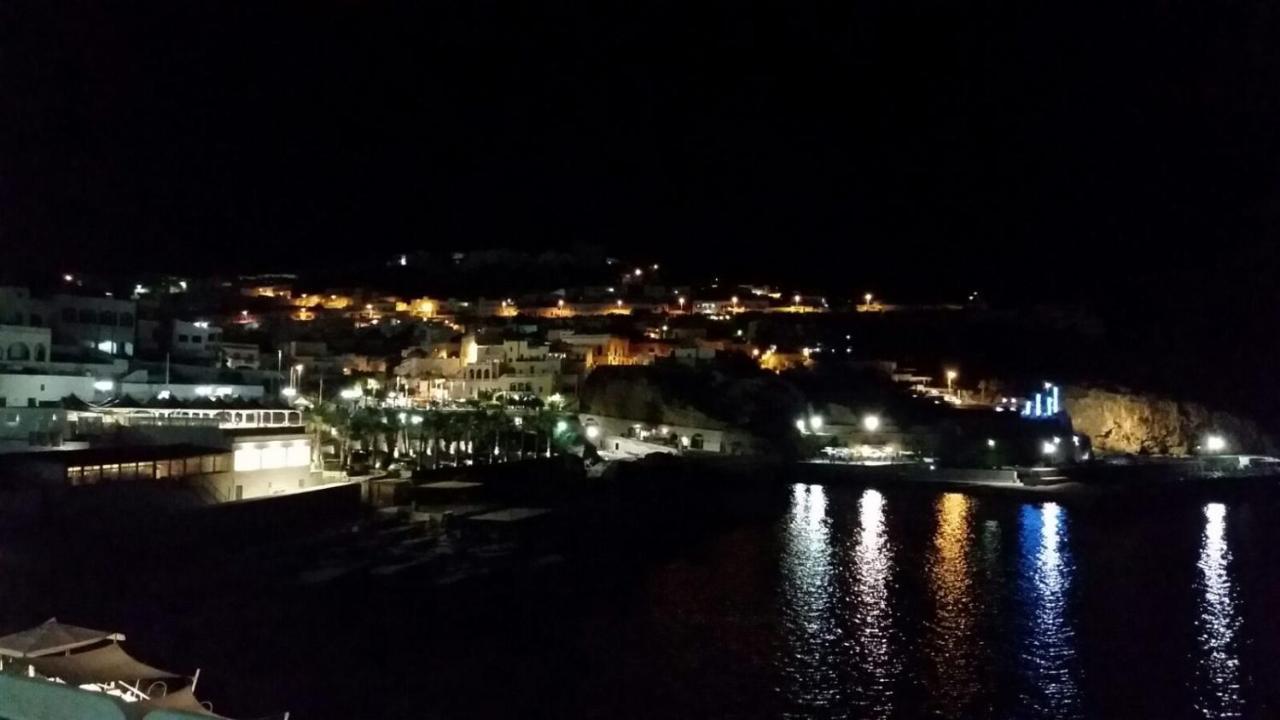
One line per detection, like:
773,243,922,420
809,415,823,432
795,418,807,433
634,268,643,277
93,380,114,392
1041,441,1057,456
411,415,423,424
555,419,569,433
864,292,873,304
1205,434,1227,453
987,438,996,448
281,387,298,398
339,388,362,400
585,425,601,440
862,414,881,432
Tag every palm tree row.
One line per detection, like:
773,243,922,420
308,402,568,470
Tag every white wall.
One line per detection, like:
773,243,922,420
118,381,265,401
0,374,96,407
0,325,51,367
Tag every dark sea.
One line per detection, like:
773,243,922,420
4,478,1279,719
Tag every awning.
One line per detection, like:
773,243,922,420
28,642,179,685
0,618,125,659
140,687,229,718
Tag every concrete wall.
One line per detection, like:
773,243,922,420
197,466,323,502
579,412,742,453
0,374,96,407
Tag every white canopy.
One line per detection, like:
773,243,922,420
0,618,125,659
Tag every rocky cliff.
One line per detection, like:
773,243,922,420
1064,386,1275,455
580,365,806,442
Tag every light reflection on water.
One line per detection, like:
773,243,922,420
1017,501,1081,719
1196,502,1243,718
850,488,899,717
780,484,842,712
775,487,1261,719
926,492,978,716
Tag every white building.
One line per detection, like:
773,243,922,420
398,336,564,402
171,319,223,359
0,325,51,368
48,293,137,357
221,341,261,369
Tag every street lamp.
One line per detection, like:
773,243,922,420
809,415,823,432
1205,434,1227,453
678,296,686,311
945,369,958,392
864,292,873,305
1041,440,1057,456
862,414,881,432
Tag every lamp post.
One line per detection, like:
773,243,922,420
945,369,958,393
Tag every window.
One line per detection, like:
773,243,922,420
234,447,260,471
78,309,95,323
178,334,189,343
118,312,133,326
34,345,45,361
62,308,76,323
192,335,203,344
6,342,30,361
286,443,309,467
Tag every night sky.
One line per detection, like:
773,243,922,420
5,1,1280,302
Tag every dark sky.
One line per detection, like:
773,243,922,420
5,1,1280,300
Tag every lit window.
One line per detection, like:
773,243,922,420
260,443,287,469
234,447,261,472
286,443,310,467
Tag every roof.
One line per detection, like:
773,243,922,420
0,618,124,659
222,426,306,440
419,480,483,490
0,444,228,468
28,642,178,685
469,507,552,523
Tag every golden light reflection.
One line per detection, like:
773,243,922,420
927,493,978,715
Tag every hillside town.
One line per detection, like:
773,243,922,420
3,252,1260,518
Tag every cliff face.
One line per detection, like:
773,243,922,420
1064,386,1275,455
580,366,806,439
